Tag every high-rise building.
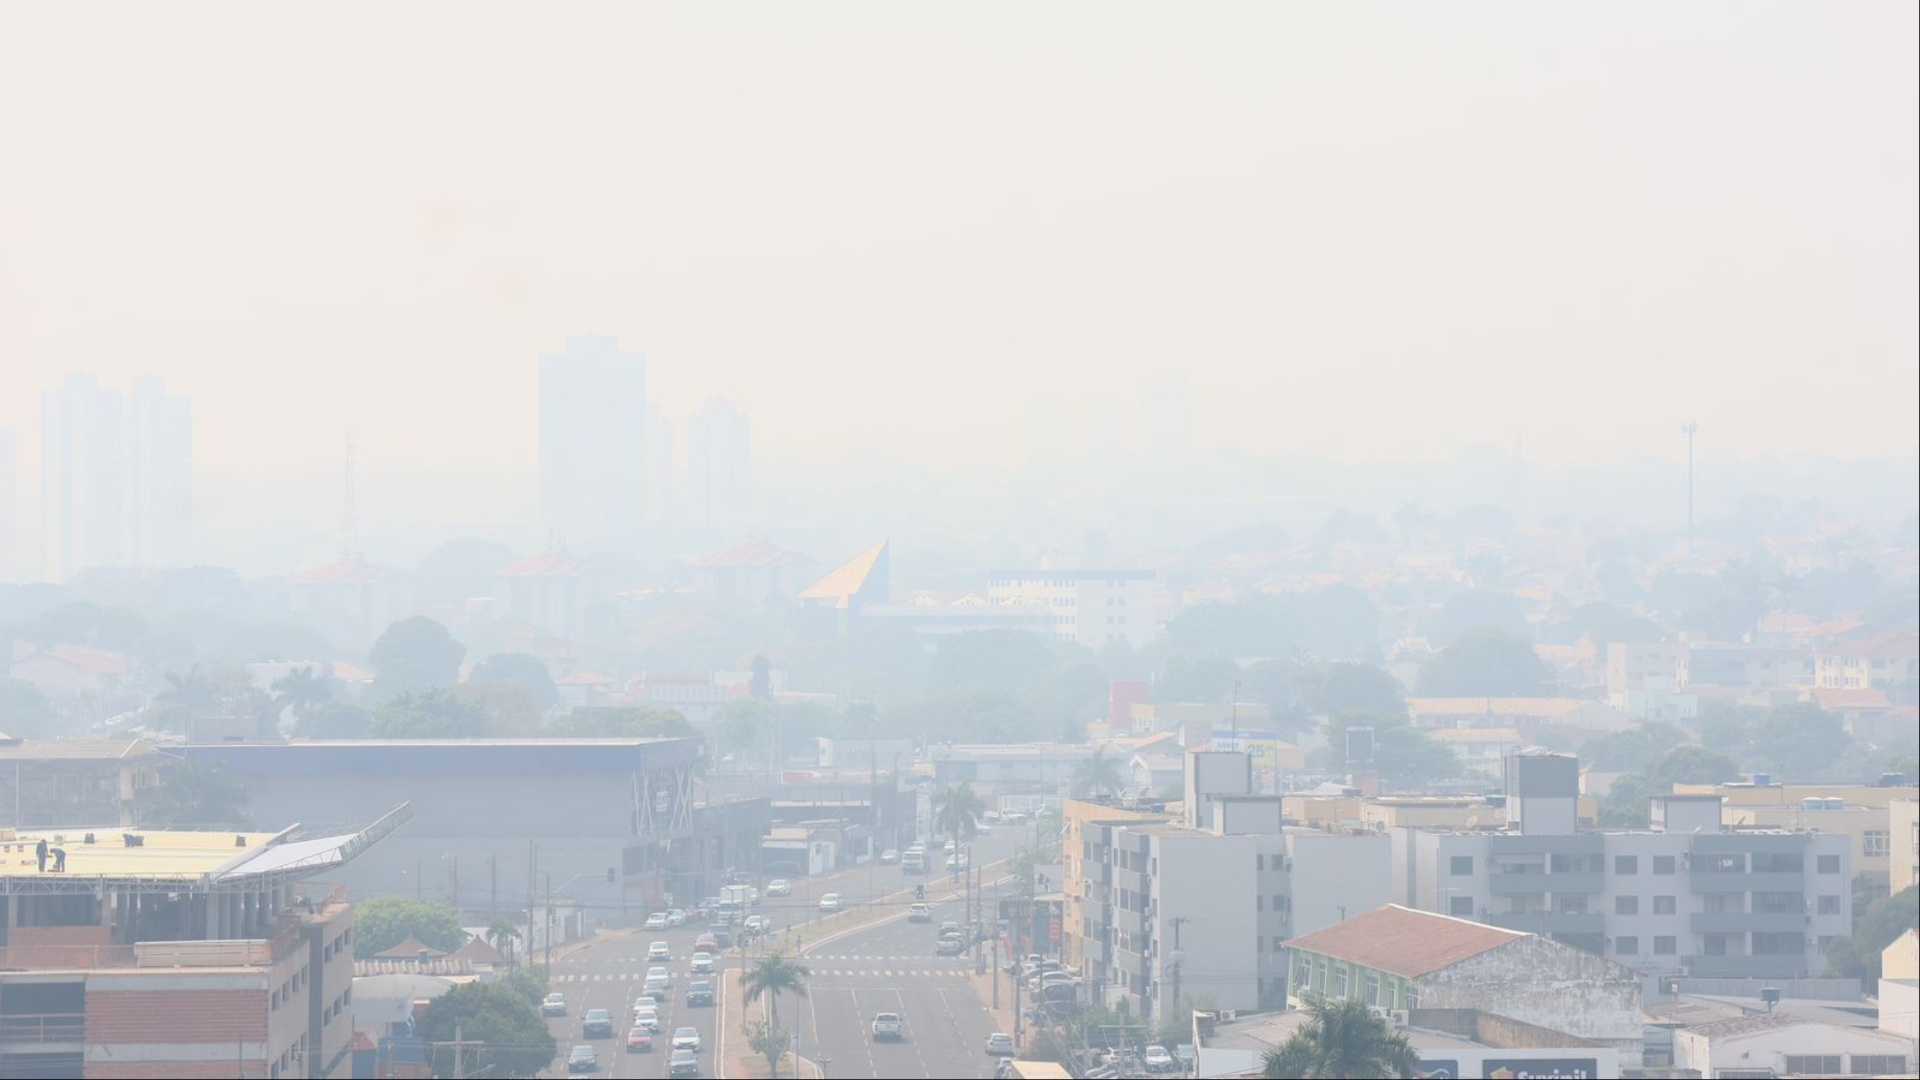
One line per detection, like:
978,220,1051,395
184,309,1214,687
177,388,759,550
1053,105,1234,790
539,337,648,551
645,405,674,524
40,375,194,582
684,397,750,530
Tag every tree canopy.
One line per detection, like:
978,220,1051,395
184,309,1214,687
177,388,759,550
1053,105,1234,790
134,761,250,829
417,981,554,1079
1424,589,1531,648
354,898,468,958
1825,886,1919,987
1318,714,1459,789
1416,628,1554,697
1598,744,1742,828
368,616,466,701
370,690,493,739
1263,996,1419,1079
468,652,559,709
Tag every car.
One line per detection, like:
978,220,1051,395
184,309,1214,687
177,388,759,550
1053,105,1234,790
743,914,768,933
632,1008,661,1032
627,1028,654,1052
871,1011,905,1041
765,878,792,897
818,893,841,912
671,1026,702,1052
582,1008,614,1038
567,1044,598,1073
985,1032,1016,1057
709,928,734,949
908,902,931,922
946,853,968,870
944,840,957,854
879,848,899,864
644,912,669,930
940,921,961,936
648,940,672,961
647,964,672,982
1143,1044,1176,1073
935,935,967,957
690,950,715,974
643,975,670,1000
542,992,568,1016
668,1048,700,1077
686,979,714,1006
667,908,687,927
694,932,719,952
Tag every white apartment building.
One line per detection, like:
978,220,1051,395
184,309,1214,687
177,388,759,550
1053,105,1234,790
986,569,1157,650
1393,752,1853,982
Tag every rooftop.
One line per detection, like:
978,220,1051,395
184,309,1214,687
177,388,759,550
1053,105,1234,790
799,541,888,606
0,736,165,762
1283,904,1525,979
3,827,281,881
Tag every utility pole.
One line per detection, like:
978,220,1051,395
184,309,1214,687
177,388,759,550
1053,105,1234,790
526,840,537,967
1682,420,1699,552
489,853,497,922
444,1021,486,1080
416,854,423,901
545,873,554,970
450,855,459,915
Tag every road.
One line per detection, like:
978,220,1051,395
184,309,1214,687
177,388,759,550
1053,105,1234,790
538,819,1035,1077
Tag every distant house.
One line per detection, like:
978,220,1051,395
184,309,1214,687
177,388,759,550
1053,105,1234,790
7,641,133,700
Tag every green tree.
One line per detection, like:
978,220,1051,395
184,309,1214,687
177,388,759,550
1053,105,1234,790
1319,715,1460,789
742,952,810,1032
0,678,56,737
485,919,521,965
134,761,250,828
933,782,985,846
1578,722,1691,774
467,652,559,709
1262,996,1419,1079
416,982,554,1079
1424,590,1531,648
353,898,468,958
368,616,466,701
747,1019,791,1079
270,665,336,725
1597,745,1742,828
1072,748,1127,798
1416,628,1554,697
1826,885,1918,987
1309,663,1406,720
298,701,373,739
370,691,492,739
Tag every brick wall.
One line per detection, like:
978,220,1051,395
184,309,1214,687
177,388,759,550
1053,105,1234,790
86,988,268,1043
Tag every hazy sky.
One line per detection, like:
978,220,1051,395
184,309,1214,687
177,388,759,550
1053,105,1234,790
3,1,1916,498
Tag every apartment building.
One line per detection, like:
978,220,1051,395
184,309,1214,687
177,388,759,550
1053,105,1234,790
1893,798,1919,895
0,737,171,829
1723,797,1898,901
985,569,1157,650
0,809,402,1078
1394,752,1853,981
1062,799,1168,976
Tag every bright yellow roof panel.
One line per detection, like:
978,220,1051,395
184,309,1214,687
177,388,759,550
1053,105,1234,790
2,827,280,881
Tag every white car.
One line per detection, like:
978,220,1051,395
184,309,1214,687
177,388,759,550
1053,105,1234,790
690,951,715,975
1143,1044,1176,1073
631,1007,660,1032
648,941,671,961
671,1026,702,1052
765,879,792,897
818,893,842,912
666,908,687,927
644,912,669,930
743,914,769,933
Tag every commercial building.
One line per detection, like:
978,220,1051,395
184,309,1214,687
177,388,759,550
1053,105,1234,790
0,807,403,1078
985,569,1158,650
1284,904,1645,1056
1673,1012,1912,1079
538,336,649,551
0,737,171,830
1195,1006,1622,1079
1393,752,1855,982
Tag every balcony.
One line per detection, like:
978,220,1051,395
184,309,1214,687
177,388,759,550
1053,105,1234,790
0,1013,85,1044
1688,871,1805,894
1489,871,1601,896
1686,953,1809,979
1486,911,1605,936
1691,911,1811,933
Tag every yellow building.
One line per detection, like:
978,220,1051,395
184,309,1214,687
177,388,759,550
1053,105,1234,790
1722,798,1902,899
1674,780,1920,813
1893,798,1919,896
1359,796,1507,832
1061,798,1168,974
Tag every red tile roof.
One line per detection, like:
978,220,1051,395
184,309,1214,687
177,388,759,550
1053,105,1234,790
1283,904,1526,979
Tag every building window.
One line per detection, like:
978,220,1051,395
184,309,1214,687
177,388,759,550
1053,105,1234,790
1615,936,1638,955
1864,831,1889,856
1818,854,1841,873
1654,895,1676,915
1615,895,1638,915
1614,855,1637,875
1257,854,1264,871
1783,1056,1841,1076
1852,1055,1908,1075
1818,895,1841,915
1654,936,1676,955
1449,896,1474,917
1450,856,1474,876
1652,855,1676,875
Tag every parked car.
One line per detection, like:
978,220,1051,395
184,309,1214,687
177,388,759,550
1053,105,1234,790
567,1044,598,1073
668,1049,700,1077
1143,1044,1176,1073
671,1026,702,1052
626,1028,654,1052
871,1012,905,1041
582,1008,614,1038
879,848,899,864
818,893,841,912
985,1032,1016,1057
908,902,931,922
686,979,715,1006
644,912,669,930
765,878,792,897
542,992,568,1016
690,950,715,974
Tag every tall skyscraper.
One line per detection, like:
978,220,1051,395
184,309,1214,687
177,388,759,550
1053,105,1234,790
684,397,751,530
40,375,193,582
539,337,648,551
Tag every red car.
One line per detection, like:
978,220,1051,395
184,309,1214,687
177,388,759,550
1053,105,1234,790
626,1029,653,1052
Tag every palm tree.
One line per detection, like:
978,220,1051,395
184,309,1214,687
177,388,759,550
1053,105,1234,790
1262,996,1418,1079
742,952,810,1032
271,665,335,725
1072,747,1126,798
485,919,521,965
932,782,984,849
